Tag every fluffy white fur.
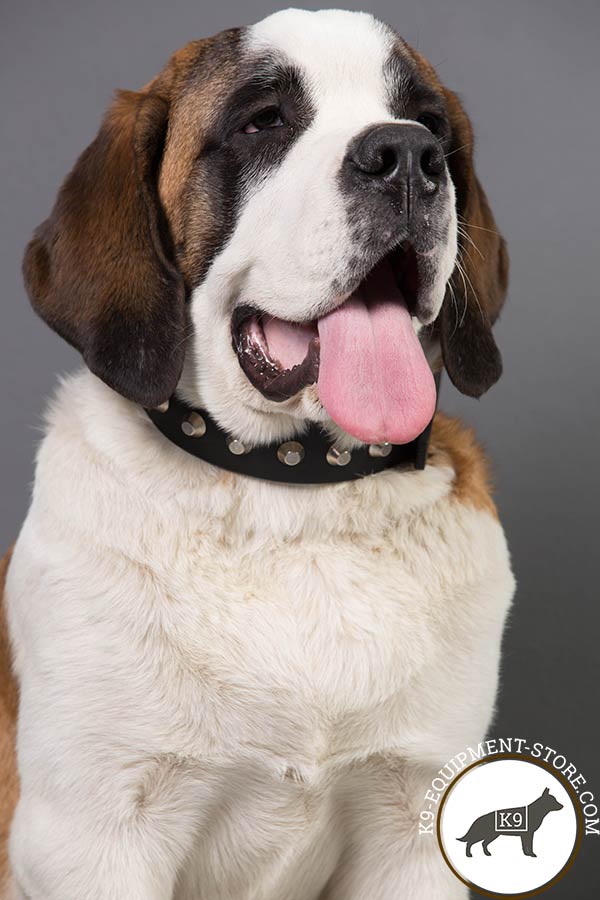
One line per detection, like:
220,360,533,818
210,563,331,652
5,10,512,899
6,371,514,900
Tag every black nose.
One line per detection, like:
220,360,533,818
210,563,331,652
346,123,445,202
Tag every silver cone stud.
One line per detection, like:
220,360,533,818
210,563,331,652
277,441,305,466
228,438,249,456
181,412,206,438
368,442,392,458
326,445,352,467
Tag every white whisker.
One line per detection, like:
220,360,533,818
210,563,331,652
457,225,485,261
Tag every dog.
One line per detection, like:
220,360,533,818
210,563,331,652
458,787,564,858
0,8,515,899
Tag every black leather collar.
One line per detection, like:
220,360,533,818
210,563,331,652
146,375,440,485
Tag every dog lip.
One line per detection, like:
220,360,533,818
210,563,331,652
231,304,261,334
231,309,320,402
386,241,422,317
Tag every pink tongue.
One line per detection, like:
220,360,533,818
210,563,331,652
317,263,436,444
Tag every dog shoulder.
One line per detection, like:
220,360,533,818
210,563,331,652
430,412,498,519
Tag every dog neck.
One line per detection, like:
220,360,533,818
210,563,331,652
34,370,457,559
145,380,440,486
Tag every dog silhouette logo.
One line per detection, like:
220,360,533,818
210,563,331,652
457,786,563,858
437,757,582,896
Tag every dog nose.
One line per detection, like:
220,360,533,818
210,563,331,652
346,123,445,201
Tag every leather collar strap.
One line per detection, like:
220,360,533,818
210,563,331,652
146,374,440,485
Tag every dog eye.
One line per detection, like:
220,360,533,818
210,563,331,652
242,108,285,134
416,113,443,135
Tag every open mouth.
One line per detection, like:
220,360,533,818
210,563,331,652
231,242,437,445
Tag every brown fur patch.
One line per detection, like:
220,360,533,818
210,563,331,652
0,548,18,894
103,26,253,292
154,30,243,285
22,87,186,409
431,414,498,519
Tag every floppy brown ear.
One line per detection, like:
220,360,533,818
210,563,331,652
438,89,509,398
23,87,186,408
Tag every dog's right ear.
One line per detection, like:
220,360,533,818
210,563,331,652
23,86,186,408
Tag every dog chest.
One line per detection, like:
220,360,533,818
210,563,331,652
141,515,499,764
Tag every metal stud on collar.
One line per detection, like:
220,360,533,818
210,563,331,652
145,375,441,484
326,445,352,467
368,442,392,458
181,412,206,437
277,441,305,467
228,439,249,456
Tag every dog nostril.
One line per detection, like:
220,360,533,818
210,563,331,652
420,146,443,179
357,145,397,177
378,147,397,177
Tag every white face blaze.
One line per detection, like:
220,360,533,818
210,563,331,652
180,8,458,445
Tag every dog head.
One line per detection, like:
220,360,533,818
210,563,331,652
539,787,564,813
24,8,508,446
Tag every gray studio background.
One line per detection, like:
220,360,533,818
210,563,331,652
1,0,598,895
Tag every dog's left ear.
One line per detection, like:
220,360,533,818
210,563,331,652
23,83,186,408
438,89,509,398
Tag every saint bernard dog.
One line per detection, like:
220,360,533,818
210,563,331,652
0,8,514,899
